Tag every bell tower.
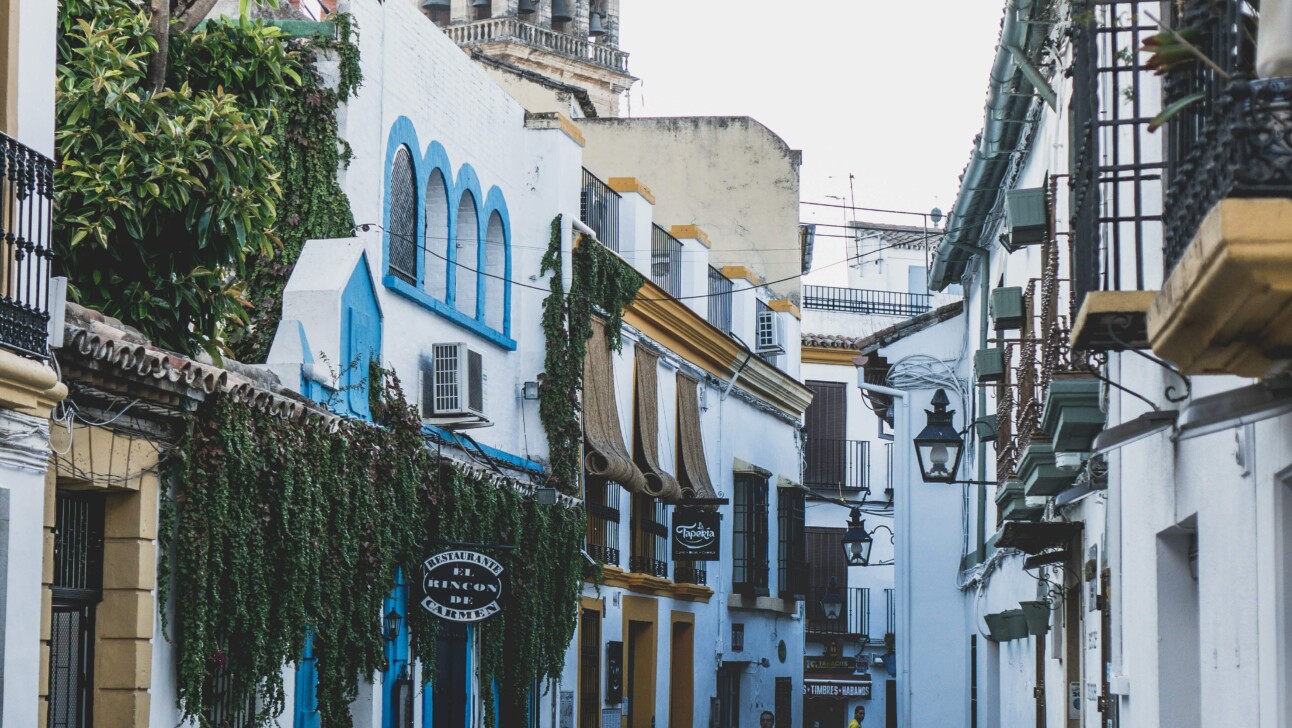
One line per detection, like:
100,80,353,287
420,0,636,117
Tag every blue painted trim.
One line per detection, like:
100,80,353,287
465,626,475,728
384,275,517,350
294,629,321,728
422,424,545,474
381,117,514,346
381,570,409,728
383,118,424,288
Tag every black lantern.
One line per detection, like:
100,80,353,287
820,576,844,622
841,507,874,567
913,389,964,483
383,608,402,642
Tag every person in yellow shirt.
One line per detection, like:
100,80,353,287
846,705,865,728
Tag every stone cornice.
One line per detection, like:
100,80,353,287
801,345,860,366
0,349,65,417
624,278,812,419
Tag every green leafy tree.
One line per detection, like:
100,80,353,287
56,0,301,357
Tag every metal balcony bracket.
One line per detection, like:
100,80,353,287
1105,316,1191,403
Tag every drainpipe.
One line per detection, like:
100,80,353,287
976,255,989,565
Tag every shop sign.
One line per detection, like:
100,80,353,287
672,507,720,561
419,549,506,622
804,656,854,672
803,680,872,700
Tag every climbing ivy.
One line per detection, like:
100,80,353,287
228,15,362,362
162,367,585,727
539,215,645,493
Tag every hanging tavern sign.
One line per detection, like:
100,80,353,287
419,549,506,622
671,507,721,561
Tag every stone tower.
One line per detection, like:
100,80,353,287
422,0,635,117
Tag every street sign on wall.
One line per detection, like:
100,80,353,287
803,680,872,700
672,507,720,560
419,549,506,622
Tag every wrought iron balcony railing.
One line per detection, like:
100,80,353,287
802,285,932,317
651,224,681,298
674,562,707,586
580,168,620,252
707,266,733,333
805,586,870,637
804,438,870,491
1163,1,1291,274
443,17,630,72
0,132,54,360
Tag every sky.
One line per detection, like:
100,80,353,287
617,0,1007,233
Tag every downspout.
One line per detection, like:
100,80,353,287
976,255,989,564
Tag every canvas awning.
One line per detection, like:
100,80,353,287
582,318,647,493
676,372,718,500
634,345,682,502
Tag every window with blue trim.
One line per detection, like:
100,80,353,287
382,121,515,349
454,191,479,318
425,169,450,300
388,147,418,285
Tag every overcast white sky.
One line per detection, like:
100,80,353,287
618,0,1006,232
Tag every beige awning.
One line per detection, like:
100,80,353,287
676,372,719,500
583,318,647,493
633,345,683,502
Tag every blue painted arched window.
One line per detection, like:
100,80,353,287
425,168,450,300
387,146,418,285
453,191,479,318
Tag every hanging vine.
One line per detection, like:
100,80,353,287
228,15,363,362
539,215,645,493
163,367,585,727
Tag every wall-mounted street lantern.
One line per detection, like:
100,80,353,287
841,507,874,567
913,389,964,483
383,607,402,642
820,576,844,622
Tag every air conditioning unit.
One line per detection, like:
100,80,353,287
756,308,785,356
420,343,490,428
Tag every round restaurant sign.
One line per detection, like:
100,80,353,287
420,549,506,623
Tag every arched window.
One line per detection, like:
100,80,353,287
387,146,417,285
483,211,506,331
454,191,479,318
425,169,449,301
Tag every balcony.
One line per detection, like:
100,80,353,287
806,586,870,637
1147,1,1292,375
707,266,733,333
804,438,870,492
802,285,931,317
580,168,620,252
0,132,54,360
442,17,629,73
651,224,681,298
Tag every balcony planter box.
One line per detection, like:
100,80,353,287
1018,441,1073,497
995,481,1042,522
984,609,1028,642
990,287,1025,331
975,348,1007,383
1003,188,1047,251
1019,600,1050,636
1041,377,1105,452
978,414,999,443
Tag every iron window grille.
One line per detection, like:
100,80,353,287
580,169,621,252
803,438,870,492
0,131,54,360
730,623,744,652
885,587,896,637
579,608,601,728
48,492,105,728
801,285,932,317
732,473,769,595
585,476,621,567
777,488,806,600
204,661,258,728
1067,0,1164,314
707,266,733,333
387,146,418,285
629,493,668,578
674,562,707,585
650,224,682,298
